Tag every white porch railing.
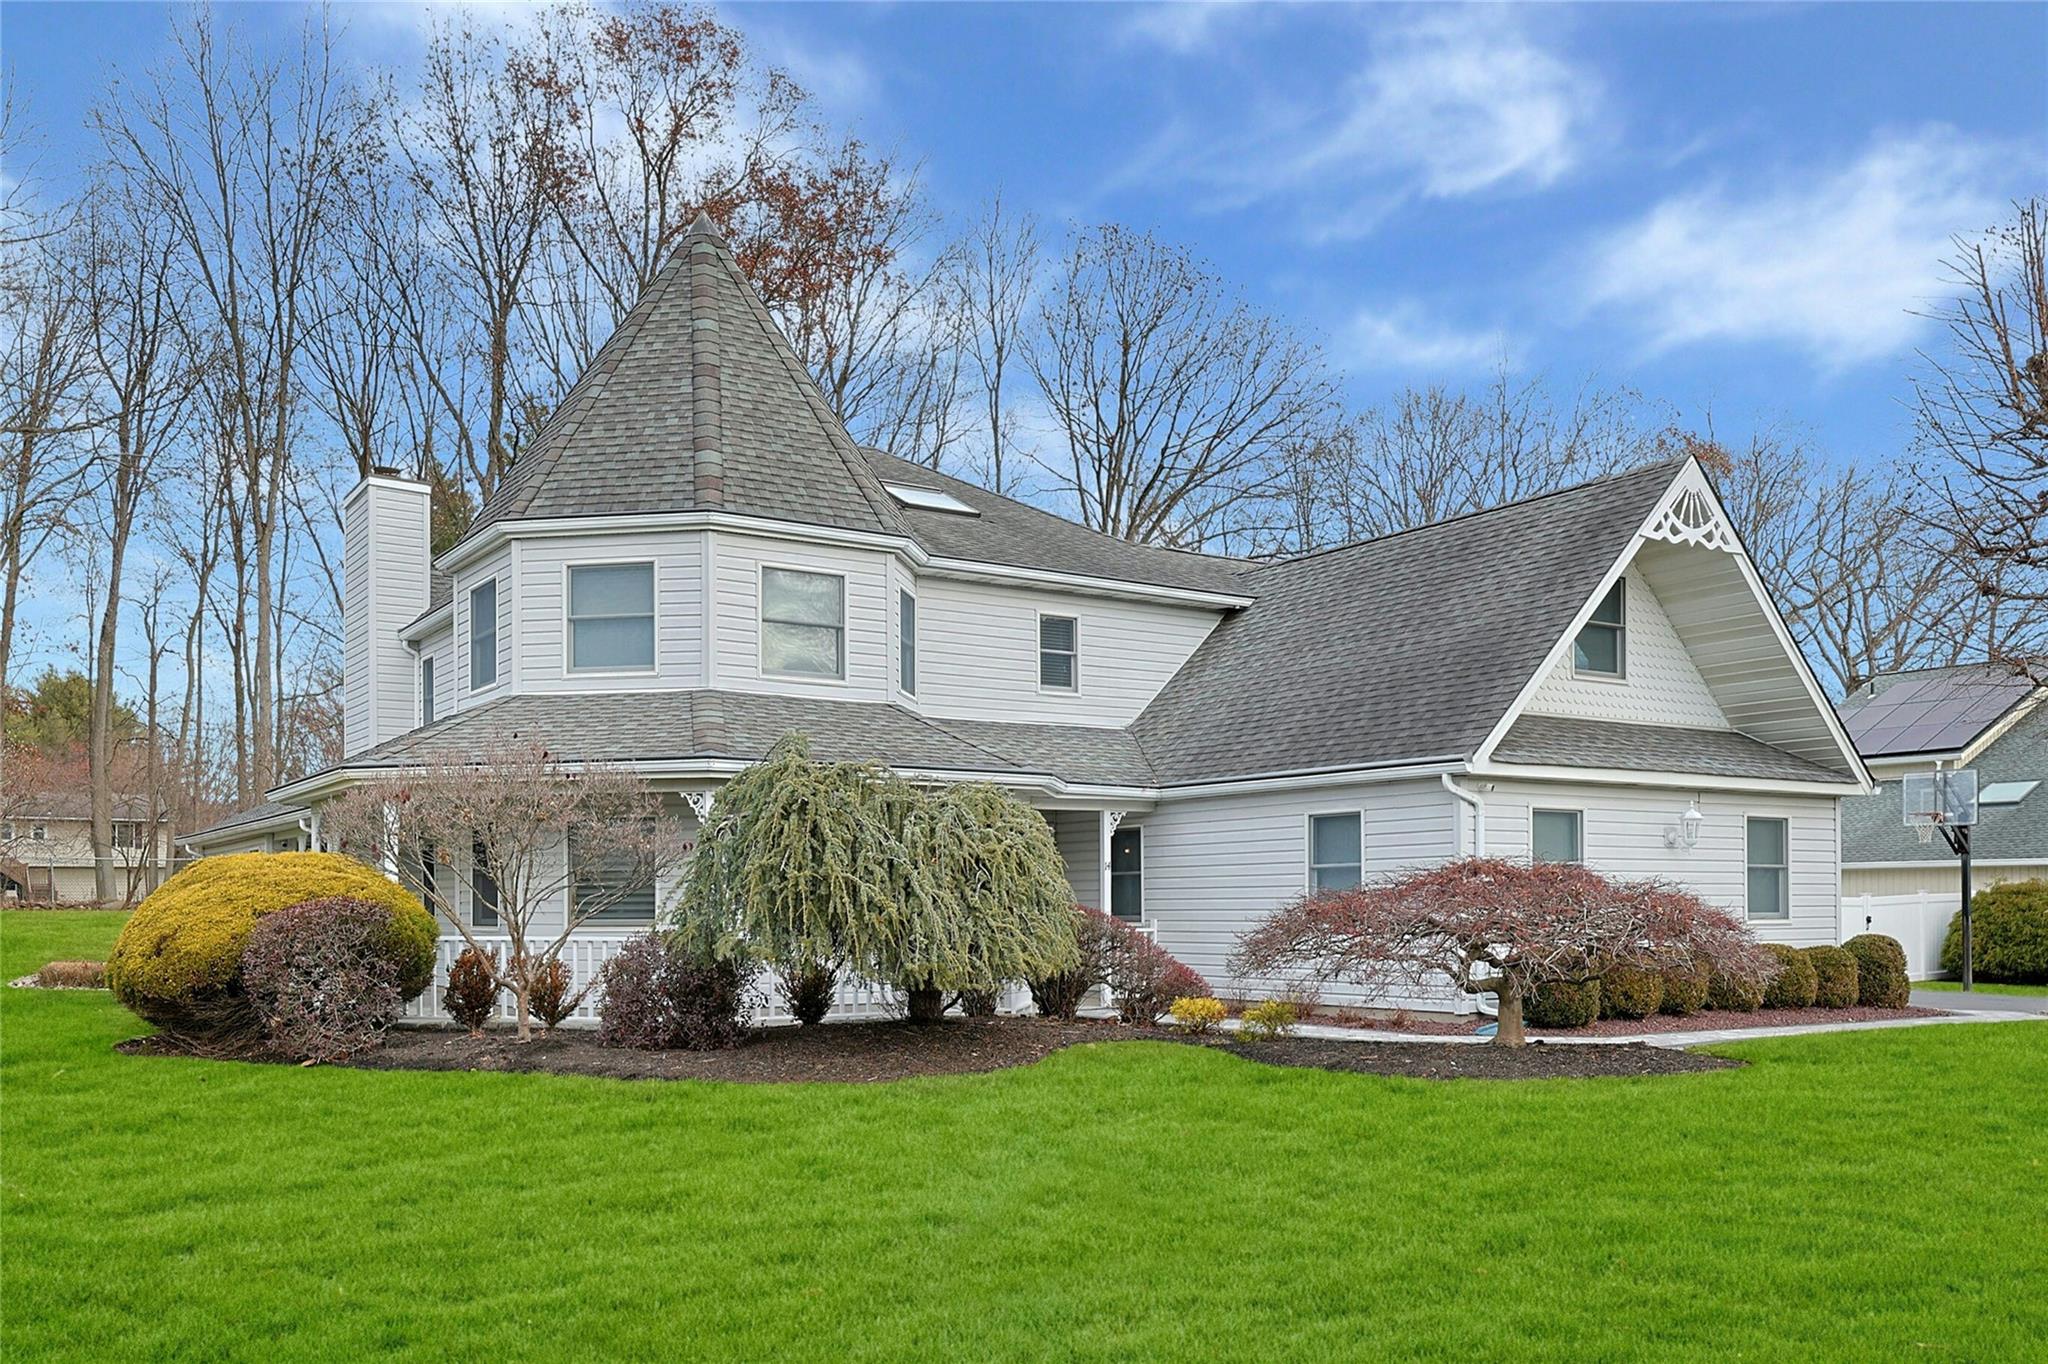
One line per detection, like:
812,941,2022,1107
404,935,1033,1027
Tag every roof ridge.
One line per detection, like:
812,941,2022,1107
1250,455,1689,574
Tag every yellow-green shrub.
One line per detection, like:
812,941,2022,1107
108,852,434,1038
1167,995,1227,1034
1237,998,1298,1042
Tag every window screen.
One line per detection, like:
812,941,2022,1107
1040,615,1077,690
569,563,656,671
1309,813,1363,891
899,590,916,694
1532,809,1583,863
469,580,497,689
762,568,845,678
1746,816,1789,920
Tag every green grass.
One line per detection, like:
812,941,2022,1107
4,911,2045,1362
1917,978,2048,996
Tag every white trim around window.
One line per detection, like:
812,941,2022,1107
564,559,659,676
419,654,435,726
1305,810,1364,893
1746,815,1790,921
1037,610,1078,693
1530,807,1583,864
467,578,499,692
1108,823,1143,921
1571,577,1627,681
759,563,847,683
897,588,917,696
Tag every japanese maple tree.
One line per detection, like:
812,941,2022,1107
1231,857,1773,1045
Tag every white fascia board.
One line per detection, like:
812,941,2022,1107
1959,686,2048,765
435,511,1253,611
399,601,453,643
1862,751,1966,771
1467,757,1866,797
1152,757,1468,800
182,808,310,848
1469,457,1873,792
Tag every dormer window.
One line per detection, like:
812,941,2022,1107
569,563,656,672
762,567,845,679
1573,580,1625,677
469,579,498,690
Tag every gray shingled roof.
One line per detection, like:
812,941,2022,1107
1131,460,1685,783
348,690,1155,787
1495,715,1851,783
859,449,1253,597
182,799,308,843
1843,698,2048,863
460,215,906,547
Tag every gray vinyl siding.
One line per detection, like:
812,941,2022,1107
342,477,432,755
1481,779,1842,947
712,534,892,701
1139,779,1462,1011
514,532,704,691
454,547,512,705
914,576,1221,728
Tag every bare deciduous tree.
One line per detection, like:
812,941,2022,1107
1914,197,2048,671
322,742,686,1041
951,193,1040,495
1029,224,1334,550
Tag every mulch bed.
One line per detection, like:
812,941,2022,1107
119,1015,1737,1083
1530,1004,1943,1037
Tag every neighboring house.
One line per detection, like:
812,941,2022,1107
1836,664,2046,973
2,794,174,905
185,213,1870,1014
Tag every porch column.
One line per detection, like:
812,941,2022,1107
1098,809,1124,914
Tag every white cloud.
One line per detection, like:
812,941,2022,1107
1339,302,1508,373
1128,9,1603,236
1120,1,1255,55
1580,127,2010,368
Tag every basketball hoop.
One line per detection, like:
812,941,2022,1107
1904,767,1982,991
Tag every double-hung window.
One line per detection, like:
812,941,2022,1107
471,840,500,928
1308,813,1363,891
899,590,917,695
1573,579,1625,677
419,656,435,725
569,563,656,672
1746,817,1789,920
469,579,498,690
1109,826,1143,920
1531,809,1583,864
1040,615,1078,691
761,568,845,679
571,828,657,927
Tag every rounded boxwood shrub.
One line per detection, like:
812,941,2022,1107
1803,945,1859,1009
1658,962,1710,1016
1525,978,1600,1028
1706,965,1763,1012
1940,880,2048,984
107,852,434,1041
1760,943,1818,1009
1599,964,1665,1020
1842,933,1910,1008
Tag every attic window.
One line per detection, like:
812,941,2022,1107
1573,580,1626,677
882,482,980,516
1978,781,2039,806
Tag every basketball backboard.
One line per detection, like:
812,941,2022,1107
1903,768,1978,836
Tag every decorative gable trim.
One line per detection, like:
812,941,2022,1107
1645,484,1738,553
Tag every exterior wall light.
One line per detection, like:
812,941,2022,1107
1664,800,1704,850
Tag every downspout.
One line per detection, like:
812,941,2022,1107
1441,774,1495,1021
1441,774,1485,857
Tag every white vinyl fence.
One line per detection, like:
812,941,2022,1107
404,935,1035,1027
1842,891,1961,979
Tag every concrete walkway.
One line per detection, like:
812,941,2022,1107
1910,987,2048,1015
1233,1009,2047,1050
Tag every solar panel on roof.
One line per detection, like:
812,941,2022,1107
1843,668,2035,756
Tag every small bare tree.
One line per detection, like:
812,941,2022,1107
1232,858,1772,1046
321,741,687,1041
951,192,1040,494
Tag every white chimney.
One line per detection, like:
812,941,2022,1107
342,468,432,756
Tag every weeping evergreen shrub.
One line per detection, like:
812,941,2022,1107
673,736,1077,1022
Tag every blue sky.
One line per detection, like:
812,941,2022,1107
6,0,2044,468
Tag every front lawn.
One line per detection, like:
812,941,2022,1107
1916,978,2048,996
4,911,2045,1362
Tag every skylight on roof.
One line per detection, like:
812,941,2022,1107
1977,780,2039,806
882,482,980,516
